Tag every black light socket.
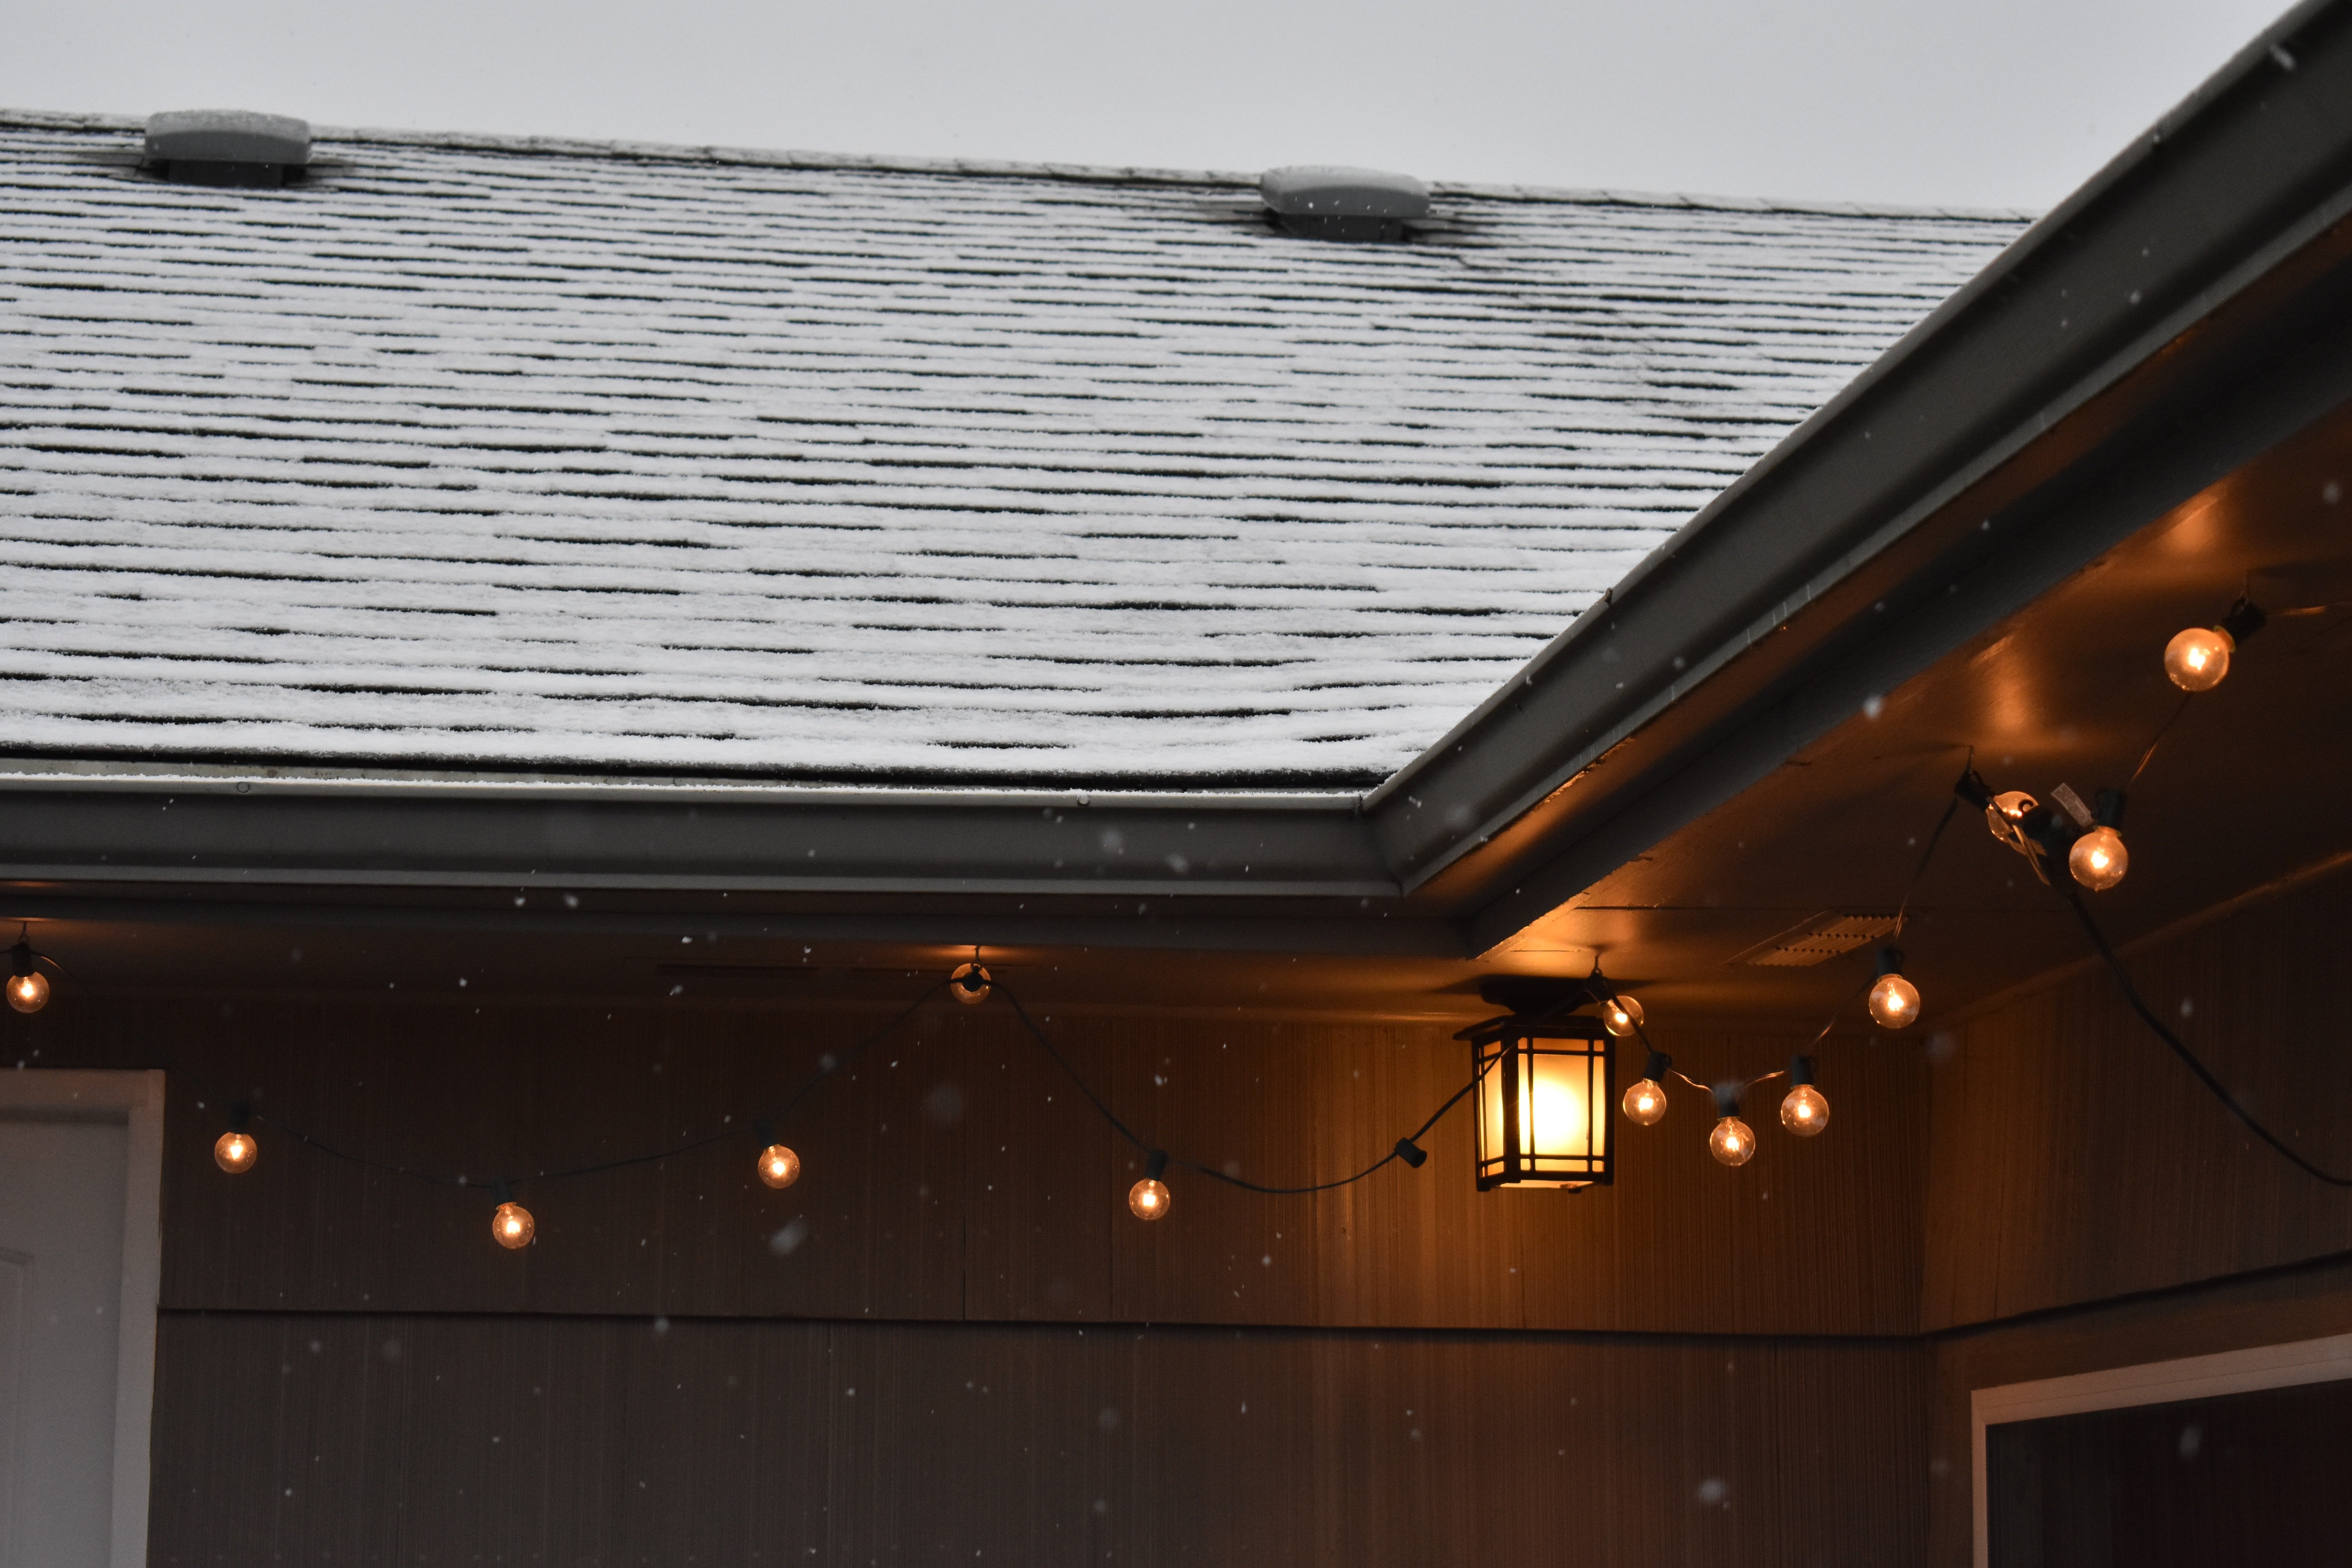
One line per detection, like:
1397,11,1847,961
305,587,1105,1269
2220,597,2267,644
1789,1055,1815,1087
2092,788,2127,829
1953,767,1993,809
1875,946,1906,977
1642,1049,1673,1082
1392,1136,1429,1169
1713,1083,1743,1118
1143,1149,1169,1181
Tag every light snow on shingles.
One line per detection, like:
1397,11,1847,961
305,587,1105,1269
0,123,2027,786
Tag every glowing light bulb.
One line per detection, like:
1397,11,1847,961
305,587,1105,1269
1708,1116,1755,1167
1127,1178,1170,1221
757,1143,801,1189
1868,973,1919,1028
1601,994,1644,1038
213,1130,258,1172
1622,1078,1668,1126
2069,825,2128,891
1780,1085,1829,1136
5,970,47,1014
492,1201,536,1250
1867,948,1921,1029
949,961,991,1005
2164,626,2233,692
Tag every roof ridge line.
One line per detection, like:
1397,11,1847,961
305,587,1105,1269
0,105,2040,219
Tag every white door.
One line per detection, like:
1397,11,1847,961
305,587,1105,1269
0,1073,162,1568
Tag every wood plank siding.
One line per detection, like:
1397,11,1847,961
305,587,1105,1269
150,1310,1931,1567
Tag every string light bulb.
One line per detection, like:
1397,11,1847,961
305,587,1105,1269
2067,788,2129,892
949,960,992,1005
6,929,49,1014
2164,626,2232,691
1128,1150,1171,1221
492,1198,535,1250
1779,1056,1829,1137
1867,947,1921,1030
212,1102,257,1172
756,1143,801,1189
1621,1049,1672,1126
1708,1085,1755,1167
1601,993,1644,1039
2163,598,2265,691
2069,826,2128,890
5,969,46,1015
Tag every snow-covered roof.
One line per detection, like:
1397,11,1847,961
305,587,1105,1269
0,114,2026,789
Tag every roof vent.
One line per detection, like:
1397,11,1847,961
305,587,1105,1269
1259,165,1429,242
145,109,312,187
1734,913,1902,968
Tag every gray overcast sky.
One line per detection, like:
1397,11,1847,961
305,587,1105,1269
12,0,2290,209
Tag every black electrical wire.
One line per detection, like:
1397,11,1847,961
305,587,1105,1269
2127,692,2195,786
2060,886,2352,1188
180,973,1481,1204
195,978,956,1194
1001,983,1476,1194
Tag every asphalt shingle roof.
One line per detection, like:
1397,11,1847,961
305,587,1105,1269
0,115,2027,788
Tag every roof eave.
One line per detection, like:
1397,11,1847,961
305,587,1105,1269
1363,0,2352,946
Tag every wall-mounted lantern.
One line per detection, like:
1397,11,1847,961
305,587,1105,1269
1466,1013,1612,1190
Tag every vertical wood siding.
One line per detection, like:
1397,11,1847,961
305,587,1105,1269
7,997,1926,1336
1921,864,2352,1330
150,1309,1932,1567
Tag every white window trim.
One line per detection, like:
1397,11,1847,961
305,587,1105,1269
0,1070,164,1568
1970,1328,2352,1568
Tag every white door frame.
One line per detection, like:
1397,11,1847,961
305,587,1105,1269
1969,1328,2352,1568
0,1071,164,1568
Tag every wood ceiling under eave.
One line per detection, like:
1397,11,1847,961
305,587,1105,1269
1495,397,2352,1031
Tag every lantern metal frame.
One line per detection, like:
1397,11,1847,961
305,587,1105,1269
1462,1012,1614,1191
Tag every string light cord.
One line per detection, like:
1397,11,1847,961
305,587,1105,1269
2060,885,2352,1188
2127,692,2196,787
178,979,956,1195
1001,983,1479,1194
180,975,1481,1203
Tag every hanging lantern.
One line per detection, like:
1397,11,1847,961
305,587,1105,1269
1466,1013,1612,1190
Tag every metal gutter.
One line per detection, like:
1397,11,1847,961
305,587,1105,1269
1361,0,2352,929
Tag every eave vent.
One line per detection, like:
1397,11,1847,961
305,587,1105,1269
145,109,312,187
1259,165,1430,242
1734,913,1900,968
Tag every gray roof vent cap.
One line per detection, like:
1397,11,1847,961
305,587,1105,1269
1259,165,1429,241
145,109,313,185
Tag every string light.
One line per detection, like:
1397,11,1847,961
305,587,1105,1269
492,1194,536,1250
1708,1085,1755,1167
1601,994,1644,1038
6,928,49,1014
212,1102,258,1172
2069,826,2127,889
2163,597,2265,691
1867,947,1921,1029
757,1143,801,1189
949,959,991,1005
1128,1150,1171,1220
1621,1049,1671,1125
2163,626,2233,691
1779,1057,1829,1137
2067,787,2128,891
